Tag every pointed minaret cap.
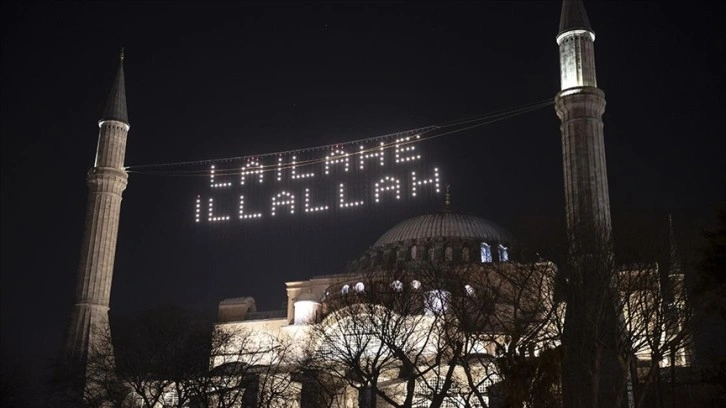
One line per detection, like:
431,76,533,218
558,0,593,37
100,48,129,125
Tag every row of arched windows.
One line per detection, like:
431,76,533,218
337,280,479,297
408,242,509,263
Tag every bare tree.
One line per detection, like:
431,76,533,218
428,257,563,408
53,304,296,408
303,252,564,408
616,260,693,408
306,266,454,407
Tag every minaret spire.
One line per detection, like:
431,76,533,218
555,0,610,244
100,49,128,125
558,0,592,36
555,1,623,407
61,52,131,394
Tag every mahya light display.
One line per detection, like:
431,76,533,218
195,134,442,222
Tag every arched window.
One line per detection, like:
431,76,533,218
411,280,421,290
341,284,350,295
462,247,470,262
411,246,418,260
424,290,450,315
391,280,403,292
445,247,453,261
498,244,509,262
480,242,492,263
464,284,475,296
354,282,365,293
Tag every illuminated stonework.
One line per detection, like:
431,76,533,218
557,30,597,90
63,56,130,381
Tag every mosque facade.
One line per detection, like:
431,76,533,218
61,1,692,407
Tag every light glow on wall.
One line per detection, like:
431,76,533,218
294,300,319,325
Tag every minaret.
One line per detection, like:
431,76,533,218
62,51,129,376
555,2,624,407
555,0,611,248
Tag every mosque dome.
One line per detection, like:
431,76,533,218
373,211,510,248
343,209,511,275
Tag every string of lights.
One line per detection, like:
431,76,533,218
125,98,554,176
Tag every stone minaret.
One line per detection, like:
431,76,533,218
555,1,624,407
62,51,129,376
555,0,611,248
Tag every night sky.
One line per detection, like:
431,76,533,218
1,0,724,402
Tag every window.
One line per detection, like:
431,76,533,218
498,244,509,262
480,242,492,263
445,247,453,261
424,290,450,315
391,280,403,292
341,284,350,294
354,282,365,293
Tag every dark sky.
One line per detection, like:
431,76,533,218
1,0,724,401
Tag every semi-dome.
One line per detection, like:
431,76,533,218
373,211,510,248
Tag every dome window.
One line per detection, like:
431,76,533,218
411,246,418,260
480,242,492,263
424,290,450,315
445,247,453,261
462,247,470,262
498,244,509,262
391,280,403,292
354,282,365,293
465,284,475,296
411,280,421,290
341,284,350,295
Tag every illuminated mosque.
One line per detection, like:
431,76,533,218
60,1,691,407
